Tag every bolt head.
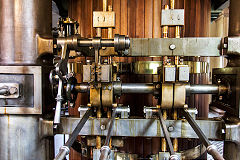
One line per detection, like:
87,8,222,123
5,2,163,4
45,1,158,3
9,87,17,95
100,125,106,130
169,44,176,50
168,126,174,132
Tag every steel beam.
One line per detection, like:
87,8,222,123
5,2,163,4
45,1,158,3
58,118,224,139
128,38,222,57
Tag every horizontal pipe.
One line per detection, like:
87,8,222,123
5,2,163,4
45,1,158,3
121,83,154,94
78,39,114,47
74,83,90,93
73,83,226,95
186,84,220,95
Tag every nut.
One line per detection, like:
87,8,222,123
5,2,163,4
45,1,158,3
100,124,106,130
169,44,176,50
168,126,174,132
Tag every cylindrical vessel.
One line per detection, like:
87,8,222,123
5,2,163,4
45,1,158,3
0,0,52,64
229,0,240,37
0,115,53,160
0,1,53,160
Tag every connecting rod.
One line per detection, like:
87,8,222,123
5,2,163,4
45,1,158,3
54,108,93,160
182,109,224,160
99,107,117,160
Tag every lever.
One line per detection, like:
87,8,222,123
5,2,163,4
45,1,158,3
182,109,225,160
99,106,117,160
54,107,93,160
158,109,180,160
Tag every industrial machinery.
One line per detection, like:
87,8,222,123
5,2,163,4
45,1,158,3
0,0,240,160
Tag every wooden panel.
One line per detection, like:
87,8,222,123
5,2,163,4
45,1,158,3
136,0,145,38
120,0,128,35
127,0,136,37
113,0,121,34
145,0,153,38
153,0,161,38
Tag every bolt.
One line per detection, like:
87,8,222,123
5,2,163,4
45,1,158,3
168,126,174,132
9,87,17,95
100,124,106,130
223,43,227,49
222,129,225,134
169,44,176,50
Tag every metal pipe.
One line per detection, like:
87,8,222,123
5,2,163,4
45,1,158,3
74,83,226,95
186,84,222,95
229,0,240,37
121,83,154,94
74,83,90,93
54,108,93,160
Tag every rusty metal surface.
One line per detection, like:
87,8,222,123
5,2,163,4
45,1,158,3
59,118,224,139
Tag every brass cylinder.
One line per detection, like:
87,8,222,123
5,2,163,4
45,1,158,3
96,136,101,149
170,0,175,9
173,138,178,152
96,28,102,37
161,138,167,152
175,26,180,38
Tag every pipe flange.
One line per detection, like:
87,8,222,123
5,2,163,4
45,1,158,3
114,34,130,52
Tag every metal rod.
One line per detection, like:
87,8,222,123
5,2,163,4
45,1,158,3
185,84,220,95
182,109,224,160
54,108,93,160
99,107,117,160
121,83,154,94
158,109,175,155
73,83,226,96
54,79,63,126
104,107,117,146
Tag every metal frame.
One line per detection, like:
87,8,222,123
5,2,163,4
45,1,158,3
129,38,222,57
59,118,224,139
0,66,42,114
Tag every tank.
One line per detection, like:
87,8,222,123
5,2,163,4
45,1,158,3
0,1,53,160
0,0,52,64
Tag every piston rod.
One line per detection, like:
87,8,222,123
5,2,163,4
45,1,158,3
54,108,93,160
182,109,224,160
158,109,180,160
73,83,227,95
99,107,117,160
